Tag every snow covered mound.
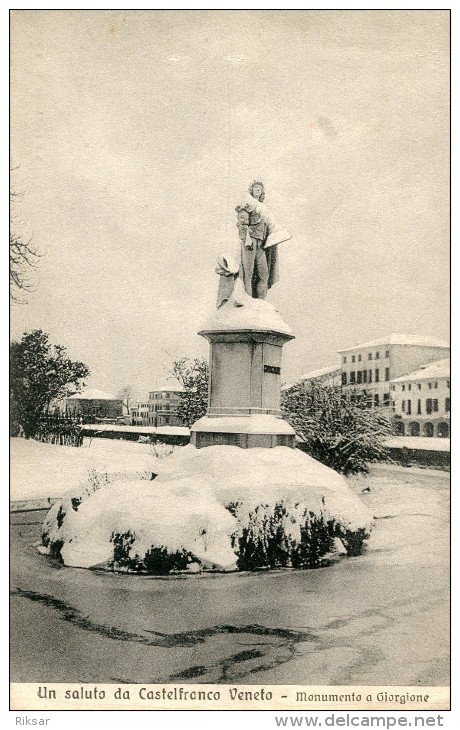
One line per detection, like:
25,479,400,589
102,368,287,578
41,445,373,573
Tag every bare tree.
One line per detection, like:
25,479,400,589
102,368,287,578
117,385,133,413
10,176,41,303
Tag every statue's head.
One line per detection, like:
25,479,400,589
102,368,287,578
248,180,265,202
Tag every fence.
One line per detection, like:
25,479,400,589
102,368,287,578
35,414,83,446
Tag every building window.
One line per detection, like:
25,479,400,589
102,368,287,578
374,394,380,407
445,398,450,412
375,352,380,359
402,384,405,391
447,381,450,389
392,400,396,412
385,368,390,382
417,399,421,415
375,369,379,382
343,356,347,364
408,383,411,391
407,399,412,415
357,371,362,384
385,350,390,358
368,353,373,360
352,355,356,363
350,372,355,384
433,399,438,412
418,383,421,390
358,354,362,362
428,382,432,389
383,393,390,406
434,382,438,389
391,385,395,391
368,370,372,383
342,372,347,385
426,398,432,414
363,370,367,383
402,400,405,412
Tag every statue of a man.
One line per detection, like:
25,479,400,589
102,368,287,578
235,180,291,299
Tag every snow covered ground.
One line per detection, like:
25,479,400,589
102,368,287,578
11,437,373,572
10,462,449,686
10,437,166,502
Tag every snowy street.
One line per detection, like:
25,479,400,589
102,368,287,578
10,439,449,686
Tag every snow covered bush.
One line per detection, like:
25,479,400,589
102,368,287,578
108,531,195,574
229,501,337,570
40,444,373,574
282,381,393,475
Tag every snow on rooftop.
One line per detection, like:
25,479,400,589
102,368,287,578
391,358,450,383
384,436,450,452
150,385,184,393
67,388,119,401
338,334,450,353
300,365,341,380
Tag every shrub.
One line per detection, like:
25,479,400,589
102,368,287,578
282,381,393,475
143,546,192,575
232,501,337,571
49,539,64,562
34,418,83,446
110,531,142,572
109,531,194,575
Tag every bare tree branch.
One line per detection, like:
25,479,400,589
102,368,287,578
10,173,42,303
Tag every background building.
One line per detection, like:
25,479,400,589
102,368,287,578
66,388,123,421
148,386,184,426
129,400,150,426
339,334,450,408
299,365,342,387
391,358,450,437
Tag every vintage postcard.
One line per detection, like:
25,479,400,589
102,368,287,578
10,10,450,713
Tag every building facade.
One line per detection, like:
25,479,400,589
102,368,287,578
148,386,184,426
391,358,450,437
338,335,450,409
130,400,150,426
66,388,123,420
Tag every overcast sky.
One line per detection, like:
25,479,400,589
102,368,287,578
10,10,450,397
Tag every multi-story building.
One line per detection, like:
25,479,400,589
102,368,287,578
148,386,184,427
391,358,450,437
339,334,450,408
66,388,123,420
130,400,150,426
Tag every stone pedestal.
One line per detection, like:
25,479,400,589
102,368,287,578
190,284,296,448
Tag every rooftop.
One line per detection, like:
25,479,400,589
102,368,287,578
149,385,184,393
391,358,450,383
338,334,450,353
67,388,119,401
300,364,341,380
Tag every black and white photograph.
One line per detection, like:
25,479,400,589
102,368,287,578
10,9,450,713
